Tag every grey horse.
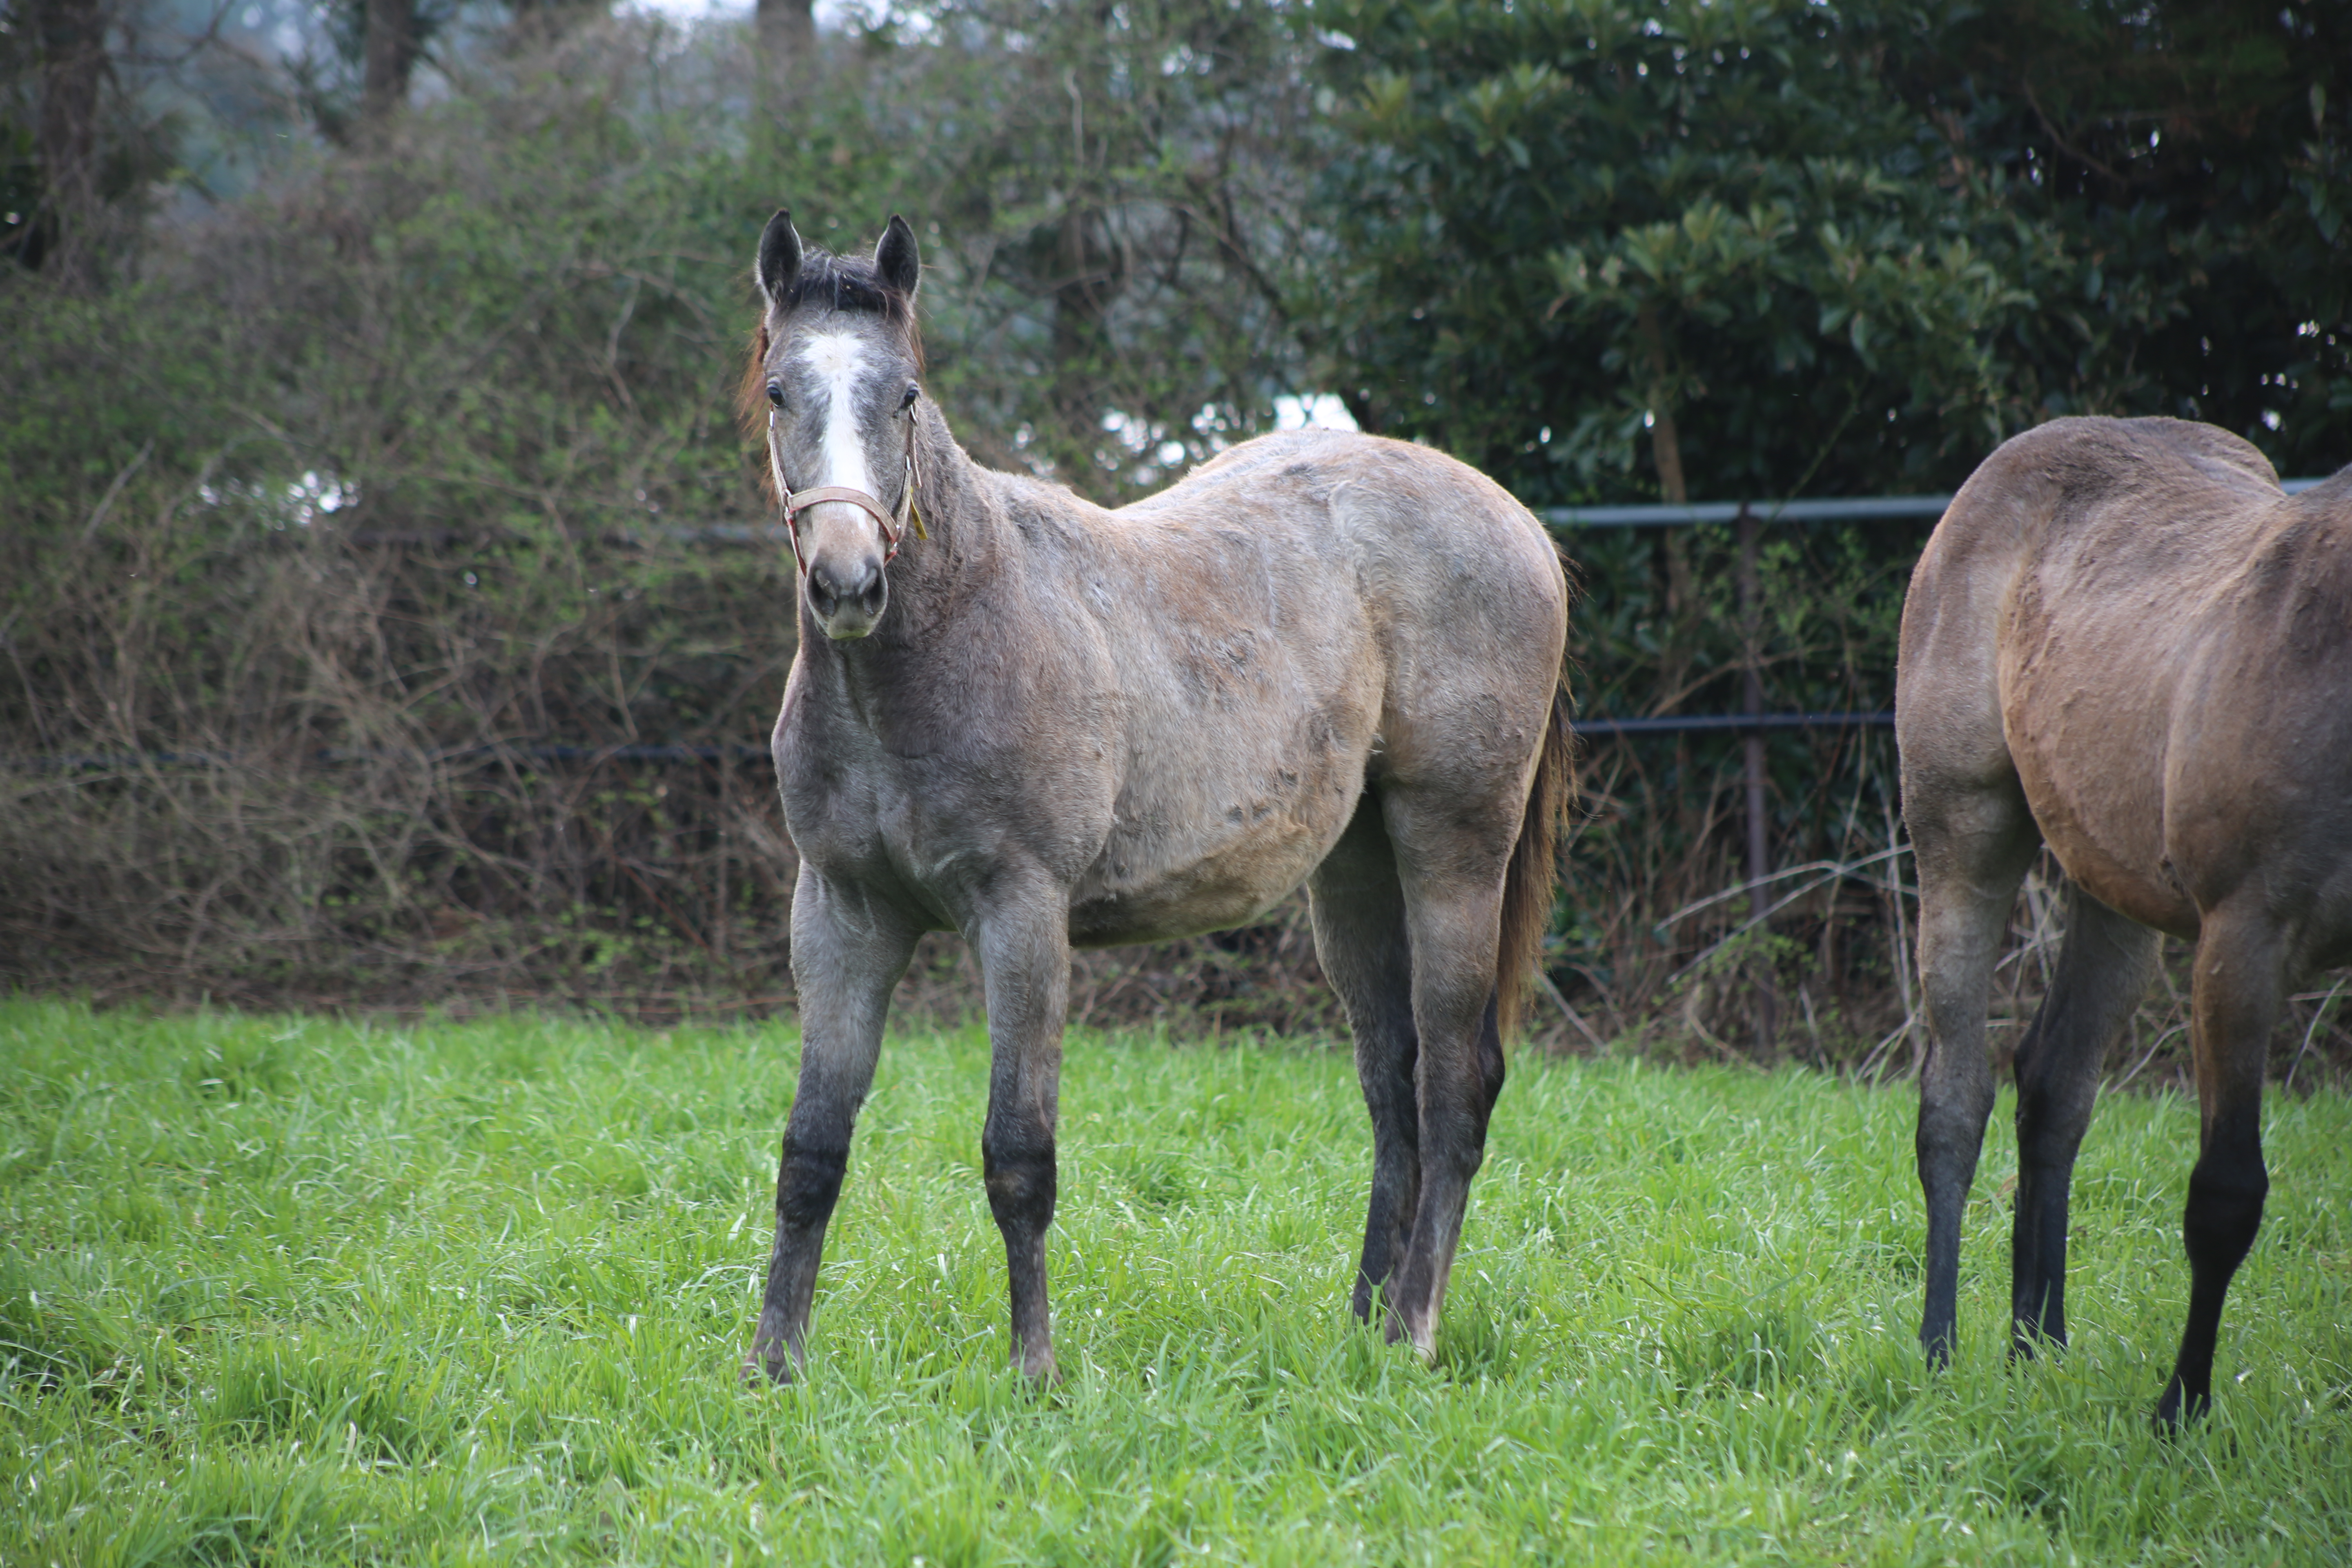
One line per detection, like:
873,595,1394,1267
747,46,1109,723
737,211,1575,1385
1898,415,2351,1424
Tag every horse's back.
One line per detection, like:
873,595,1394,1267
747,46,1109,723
1046,430,1567,944
1902,417,2352,939
1167,429,1568,788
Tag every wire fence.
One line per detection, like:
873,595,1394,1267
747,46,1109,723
13,479,2331,772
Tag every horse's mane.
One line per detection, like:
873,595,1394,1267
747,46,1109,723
737,247,924,501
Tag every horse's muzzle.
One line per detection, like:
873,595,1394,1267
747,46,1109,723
808,555,888,639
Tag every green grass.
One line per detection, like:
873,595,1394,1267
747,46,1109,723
1,998,2346,1566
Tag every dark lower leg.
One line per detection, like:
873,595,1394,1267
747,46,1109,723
1354,1090,1419,1327
2156,1127,2267,1426
2009,893,2155,1356
983,1114,1059,1380
1388,995,1500,1359
1384,997,1503,1349
743,874,907,1386
2155,919,2277,1428
1917,1071,1993,1367
1906,782,2036,1368
974,892,1069,1383
1352,1009,1423,1328
1307,808,1421,1328
1385,1109,1481,1356
746,1127,849,1380
2007,1134,2077,1354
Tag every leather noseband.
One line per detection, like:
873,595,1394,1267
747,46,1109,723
772,401,928,576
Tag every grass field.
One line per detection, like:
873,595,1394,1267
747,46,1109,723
1,998,2346,1566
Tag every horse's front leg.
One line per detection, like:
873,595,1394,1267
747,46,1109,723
972,875,1072,1382
743,868,917,1385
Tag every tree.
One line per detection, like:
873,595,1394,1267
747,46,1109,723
1302,0,2349,505
1878,0,2352,476
28,0,109,289
900,0,1323,499
754,0,815,130
362,0,420,129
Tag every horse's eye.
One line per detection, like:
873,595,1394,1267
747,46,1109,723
900,383,920,412
766,381,785,408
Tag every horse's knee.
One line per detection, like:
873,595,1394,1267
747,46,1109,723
982,1121,1058,1234
1418,1092,1489,1185
777,1132,850,1230
1916,1067,1995,1170
2183,1155,2267,1276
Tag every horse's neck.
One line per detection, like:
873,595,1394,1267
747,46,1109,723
911,410,1009,559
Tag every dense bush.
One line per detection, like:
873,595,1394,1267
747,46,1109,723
2,1,2347,1079
0,15,1344,1029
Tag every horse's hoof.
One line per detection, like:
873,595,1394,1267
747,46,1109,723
739,1341,797,1388
2152,1380,2206,1434
1017,1346,1062,1386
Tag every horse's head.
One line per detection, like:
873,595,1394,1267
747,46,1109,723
747,209,925,641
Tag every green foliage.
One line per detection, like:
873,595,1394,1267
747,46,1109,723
890,0,1321,497
3,998,2350,1563
1302,0,2351,502
3,2,2347,1042
1298,0,2351,1044
1879,0,2352,475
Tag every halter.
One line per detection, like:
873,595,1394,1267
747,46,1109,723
771,399,929,577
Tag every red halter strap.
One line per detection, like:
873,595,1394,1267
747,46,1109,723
772,404,928,575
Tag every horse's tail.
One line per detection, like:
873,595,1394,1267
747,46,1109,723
1497,666,1576,1040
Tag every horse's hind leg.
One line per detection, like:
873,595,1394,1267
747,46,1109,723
745,868,918,1385
1309,797,1423,1329
2156,907,2280,1427
2009,884,2157,1356
1372,792,1512,1363
1907,761,2039,1366
970,870,1074,1383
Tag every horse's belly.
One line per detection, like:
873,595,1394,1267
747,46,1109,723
2005,650,2200,938
1066,778,1356,948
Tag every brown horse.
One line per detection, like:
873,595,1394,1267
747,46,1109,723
1898,415,2352,1424
737,211,1574,1385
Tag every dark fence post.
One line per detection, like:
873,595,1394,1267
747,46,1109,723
1737,501,1778,1048
1737,502,1768,898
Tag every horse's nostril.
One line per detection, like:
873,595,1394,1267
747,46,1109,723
808,560,883,624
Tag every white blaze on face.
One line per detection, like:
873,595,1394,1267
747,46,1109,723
799,331,876,497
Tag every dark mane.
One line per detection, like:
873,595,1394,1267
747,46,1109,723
780,246,916,325
737,245,924,485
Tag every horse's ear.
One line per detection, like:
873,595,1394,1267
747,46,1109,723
757,209,802,307
875,214,921,298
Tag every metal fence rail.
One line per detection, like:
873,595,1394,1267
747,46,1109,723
1537,475,2326,531
13,480,2330,773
